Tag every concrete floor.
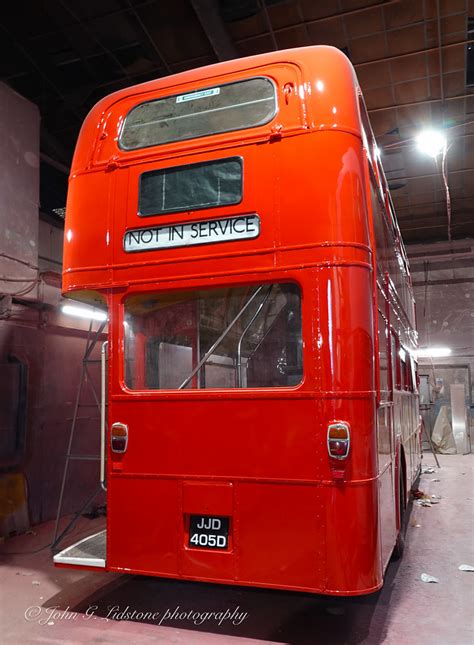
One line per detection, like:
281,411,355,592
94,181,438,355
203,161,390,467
1,453,473,645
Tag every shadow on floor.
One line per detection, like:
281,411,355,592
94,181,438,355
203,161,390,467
44,557,403,645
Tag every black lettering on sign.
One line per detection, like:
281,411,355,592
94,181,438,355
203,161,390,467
127,230,141,246
246,216,256,233
218,220,230,235
170,225,184,240
124,215,260,252
233,218,245,234
141,229,153,244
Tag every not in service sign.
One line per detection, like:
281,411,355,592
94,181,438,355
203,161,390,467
124,214,260,253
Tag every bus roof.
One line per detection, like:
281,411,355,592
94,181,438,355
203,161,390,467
71,46,360,175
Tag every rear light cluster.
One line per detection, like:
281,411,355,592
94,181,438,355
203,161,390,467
327,422,350,459
111,422,128,453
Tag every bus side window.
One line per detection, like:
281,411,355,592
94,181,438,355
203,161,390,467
378,310,389,393
390,333,400,391
410,355,418,393
399,354,406,391
405,352,415,392
399,346,414,392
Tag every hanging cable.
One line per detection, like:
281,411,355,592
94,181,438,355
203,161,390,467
440,144,452,242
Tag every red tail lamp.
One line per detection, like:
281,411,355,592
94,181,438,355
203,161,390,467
111,422,128,453
327,422,350,460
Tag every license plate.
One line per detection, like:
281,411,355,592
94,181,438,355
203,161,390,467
189,515,229,550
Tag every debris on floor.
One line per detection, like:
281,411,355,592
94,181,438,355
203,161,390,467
412,489,442,507
431,478,440,482
421,573,439,583
422,466,436,474
416,499,432,507
458,564,474,572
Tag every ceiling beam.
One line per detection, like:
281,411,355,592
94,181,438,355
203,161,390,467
369,92,474,114
120,0,172,74
258,0,278,51
40,124,73,167
41,0,103,85
355,39,472,69
40,153,70,175
190,0,238,61
26,0,156,43
396,197,474,212
0,21,85,124
412,277,474,286
57,0,135,83
400,219,474,233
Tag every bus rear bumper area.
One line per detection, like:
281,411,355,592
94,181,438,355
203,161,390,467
53,530,106,571
104,477,384,595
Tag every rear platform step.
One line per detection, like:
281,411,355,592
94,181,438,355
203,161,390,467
53,530,106,568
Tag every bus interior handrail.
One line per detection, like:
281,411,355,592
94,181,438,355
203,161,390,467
236,285,273,387
178,285,265,390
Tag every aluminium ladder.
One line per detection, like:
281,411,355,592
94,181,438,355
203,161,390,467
52,319,107,552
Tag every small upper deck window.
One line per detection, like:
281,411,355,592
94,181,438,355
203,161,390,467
119,77,277,150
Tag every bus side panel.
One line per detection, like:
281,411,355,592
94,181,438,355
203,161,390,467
315,265,375,397
324,480,382,594
277,131,370,252
378,459,397,568
63,172,113,292
314,265,377,475
313,262,383,592
377,404,397,568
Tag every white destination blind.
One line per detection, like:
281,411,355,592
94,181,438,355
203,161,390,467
176,87,220,103
123,214,260,253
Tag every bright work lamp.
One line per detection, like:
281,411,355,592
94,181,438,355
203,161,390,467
415,129,446,157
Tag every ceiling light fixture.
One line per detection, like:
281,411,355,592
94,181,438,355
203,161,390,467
61,304,107,322
416,347,452,359
415,129,447,158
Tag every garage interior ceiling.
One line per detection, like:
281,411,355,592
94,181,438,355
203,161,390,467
0,0,473,244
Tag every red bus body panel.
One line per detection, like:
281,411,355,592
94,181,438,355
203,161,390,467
59,46,421,595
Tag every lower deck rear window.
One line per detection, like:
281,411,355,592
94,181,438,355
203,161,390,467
139,157,242,216
123,282,302,390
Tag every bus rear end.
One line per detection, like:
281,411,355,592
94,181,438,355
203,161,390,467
56,46,385,595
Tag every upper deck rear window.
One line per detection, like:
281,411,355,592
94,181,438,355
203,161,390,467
119,77,277,150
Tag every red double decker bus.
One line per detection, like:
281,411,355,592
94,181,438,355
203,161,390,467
54,45,421,596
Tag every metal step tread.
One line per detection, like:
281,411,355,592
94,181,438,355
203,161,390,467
53,529,106,568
